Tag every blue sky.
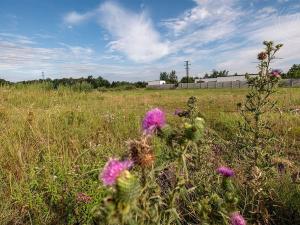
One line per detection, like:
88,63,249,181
0,0,300,81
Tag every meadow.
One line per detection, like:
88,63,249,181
0,85,300,224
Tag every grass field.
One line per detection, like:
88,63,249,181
0,85,300,224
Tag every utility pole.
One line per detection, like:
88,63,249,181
184,60,191,88
42,71,45,80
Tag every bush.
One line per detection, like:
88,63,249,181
71,82,93,92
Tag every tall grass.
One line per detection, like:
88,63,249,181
0,85,299,224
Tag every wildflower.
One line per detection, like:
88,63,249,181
76,192,92,203
257,52,267,61
230,212,246,225
270,69,281,78
142,108,166,133
217,166,235,177
100,158,133,186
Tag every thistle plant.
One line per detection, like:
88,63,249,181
238,41,283,166
93,159,140,224
197,167,243,225
237,41,286,225
92,98,246,225
162,96,205,150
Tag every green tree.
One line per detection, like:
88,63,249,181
205,70,229,78
159,72,169,82
180,76,195,83
168,70,178,84
286,64,300,78
0,78,10,85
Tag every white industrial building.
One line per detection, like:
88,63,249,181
147,80,166,86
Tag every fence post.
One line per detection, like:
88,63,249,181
238,80,241,88
215,81,217,88
291,79,293,87
231,81,233,88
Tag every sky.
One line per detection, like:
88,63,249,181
0,0,300,82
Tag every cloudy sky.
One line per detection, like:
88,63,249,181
0,0,300,81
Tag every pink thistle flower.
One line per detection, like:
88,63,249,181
142,108,166,134
100,158,133,186
270,69,281,78
230,212,246,225
217,166,235,177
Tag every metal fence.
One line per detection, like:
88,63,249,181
146,83,176,89
147,79,300,89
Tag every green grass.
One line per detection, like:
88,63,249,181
0,85,299,224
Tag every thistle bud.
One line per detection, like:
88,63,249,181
195,117,205,133
210,193,223,208
222,178,235,192
160,124,173,139
116,170,140,203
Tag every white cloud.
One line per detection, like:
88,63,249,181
214,11,300,73
162,7,210,35
98,2,169,63
170,21,235,54
63,2,169,63
158,0,300,76
278,0,289,3
63,11,93,25
2,0,300,81
0,33,164,81
162,0,239,35
258,7,277,15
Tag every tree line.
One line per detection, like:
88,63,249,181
282,64,300,78
203,70,229,78
159,70,231,83
159,70,196,84
1,64,300,88
0,75,147,90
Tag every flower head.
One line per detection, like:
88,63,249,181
217,166,235,177
100,158,133,186
257,52,267,61
142,108,166,134
270,69,281,78
127,136,155,168
230,212,246,225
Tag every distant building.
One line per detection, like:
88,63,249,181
194,74,258,83
147,80,166,86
